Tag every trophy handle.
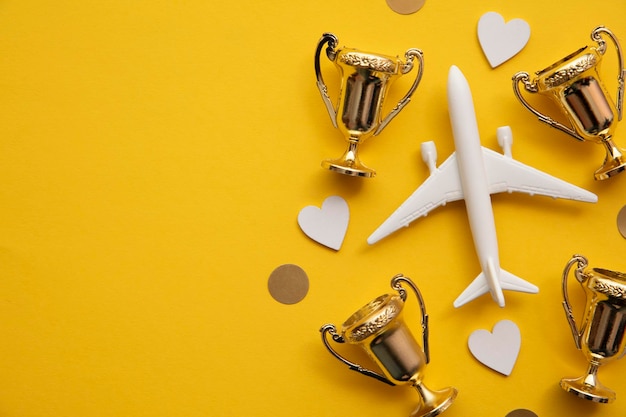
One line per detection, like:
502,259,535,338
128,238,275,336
314,33,339,128
390,274,430,364
512,72,586,142
319,324,395,386
591,26,625,121
561,254,589,350
374,49,425,136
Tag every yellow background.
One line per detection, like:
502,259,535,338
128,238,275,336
0,1,624,416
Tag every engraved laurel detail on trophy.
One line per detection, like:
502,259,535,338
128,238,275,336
314,33,424,178
593,278,626,299
544,54,597,88
320,274,457,417
338,52,398,72
513,26,626,180
560,255,626,403
350,304,399,342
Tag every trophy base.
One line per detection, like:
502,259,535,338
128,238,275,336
410,386,457,417
322,158,376,178
594,140,626,180
560,377,616,403
594,157,626,180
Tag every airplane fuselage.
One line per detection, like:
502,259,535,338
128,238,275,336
447,65,505,306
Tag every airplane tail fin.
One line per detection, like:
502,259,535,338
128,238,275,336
453,268,539,308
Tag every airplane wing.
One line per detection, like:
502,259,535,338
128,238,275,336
481,147,597,202
367,152,464,245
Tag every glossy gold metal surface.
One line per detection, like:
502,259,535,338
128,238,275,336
560,255,626,403
314,33,424,178
513,26,626,180
320,274,457,417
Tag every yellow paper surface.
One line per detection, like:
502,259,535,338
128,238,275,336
0,1,624,416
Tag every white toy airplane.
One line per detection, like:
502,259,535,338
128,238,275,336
368,65,598,308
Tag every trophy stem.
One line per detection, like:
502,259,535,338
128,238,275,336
321,137,376,178
595,136,626,180
583,361,600,387
410,381,457,417
560,360,616,403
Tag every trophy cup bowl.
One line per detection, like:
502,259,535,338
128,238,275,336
320,274,457,417
314,33,424,178
512,26,626,180
561,255,626,403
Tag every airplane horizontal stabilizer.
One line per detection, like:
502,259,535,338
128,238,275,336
453,272,489,308
453,268,538,308
499,269,539,294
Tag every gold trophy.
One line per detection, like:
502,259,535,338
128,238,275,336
512,26,626,180
560,254,626,403
320,274,457,417
314,33,424,177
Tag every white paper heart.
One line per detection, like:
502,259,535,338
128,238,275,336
468,319,521,376
478,12,530,68
297,196,349,251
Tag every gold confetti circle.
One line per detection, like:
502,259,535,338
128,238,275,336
505,409,538,417
385,0,426,15
617,205,626,238
268,264,309,305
